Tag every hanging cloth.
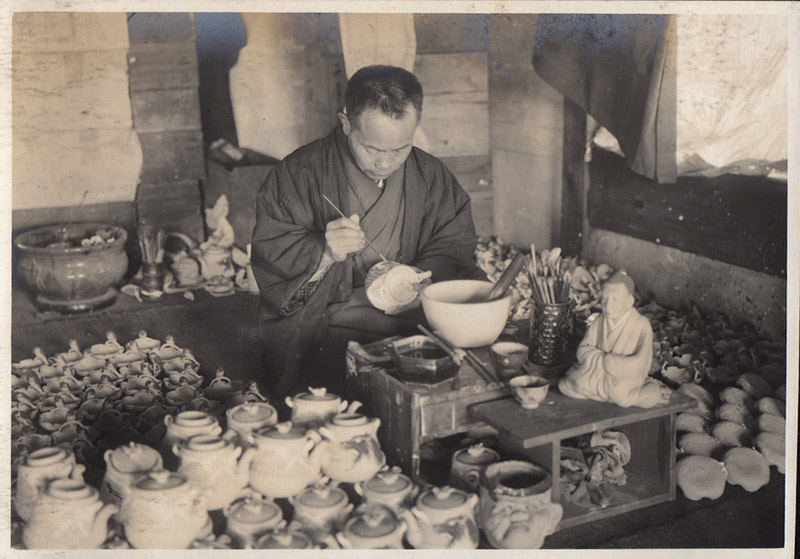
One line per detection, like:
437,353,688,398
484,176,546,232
533,14,677,183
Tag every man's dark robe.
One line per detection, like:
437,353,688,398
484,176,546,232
251,126,484,396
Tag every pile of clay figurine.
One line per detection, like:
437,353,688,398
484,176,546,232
11,331,566,550
475,236,787,503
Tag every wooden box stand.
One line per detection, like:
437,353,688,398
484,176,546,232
469,390,695,530
345,340,510,481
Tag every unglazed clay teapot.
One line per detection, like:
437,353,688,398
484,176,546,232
23,478,117,549
291,481,353,541
478,460,563,549
205,368,244,402
126,330,162,352
87,331,124,358
401,486,480,549
354,466,418,514
312,412,385,484
449,442,501,493
224,494,286,549
247,422,323,498
335,503,407,549
173,434,255,510
254,526,316,549
225,401,279,446
162,410,223,469
101,442,163,506
285,386,359,427
118,469,212,549
14,446,86,522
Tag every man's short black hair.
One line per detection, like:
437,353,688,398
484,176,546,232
345,65,423,126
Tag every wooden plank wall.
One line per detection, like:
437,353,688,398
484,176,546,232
415,14,493,238
587,148,787,278
127,14,205,241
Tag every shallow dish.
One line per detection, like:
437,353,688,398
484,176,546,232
389,335,459,385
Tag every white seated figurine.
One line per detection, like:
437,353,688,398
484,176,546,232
559,271,670,408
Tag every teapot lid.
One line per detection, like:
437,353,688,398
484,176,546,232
228,402,277,423
330,413,368,427
365,470,413,494
184,434,228,452
454,443,499,466
109,442,162,473
134,469,188,492
419,486,469,510
347,506,398,538
173,410,216,427
228,497,282,525
261,421,305,440
296,485,347,509
26,446,70,467
255,531,313,549
46,478,96,500
296,386,339,402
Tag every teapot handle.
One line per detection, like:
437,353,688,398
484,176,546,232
334,532,350,549
210,425,223,437
284,396,295,409
70,462,87,480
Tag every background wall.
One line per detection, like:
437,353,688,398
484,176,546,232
12,13,142,213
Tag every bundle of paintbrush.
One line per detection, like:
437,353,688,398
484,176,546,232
526,245,576,304
138,226,165,293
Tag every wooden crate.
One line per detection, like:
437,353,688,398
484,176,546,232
469,390,695,530
345,342,510,480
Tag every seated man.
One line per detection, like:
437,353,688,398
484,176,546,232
251,65,484,397
558,271,670,408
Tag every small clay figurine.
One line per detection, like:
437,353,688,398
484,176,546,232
558,271,671,408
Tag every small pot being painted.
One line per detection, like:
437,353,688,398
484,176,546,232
224,494,285,549
118,469,212,549
101,441,164,506
478,460,563,549
173,434,255,511
402,486,480,549
311,412,385,484
291,482,353,541
355,466,418,514
225,401,279,446
449,443,501,493
23,478,118,550
336,503,407,550
14,446,86,522
247,422,323,498
285,387,357,427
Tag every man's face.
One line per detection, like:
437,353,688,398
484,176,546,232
600,282,633,320
339,106,417,182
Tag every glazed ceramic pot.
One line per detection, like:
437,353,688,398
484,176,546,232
313,413,385,484
14,223,128,312
355,466,418,513
291,483,353,541
336,504,407,549
224,495,285,548
14,446,86,522
449,443,501,493
285,387,356,427
248,422,323,498
101,442,163,506
478,460,563,549
225,401,279,445
23,478,117,549
402,486,480,549
173,434,255,510
118,469,212,549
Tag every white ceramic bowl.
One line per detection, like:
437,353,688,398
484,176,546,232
420,280,513,348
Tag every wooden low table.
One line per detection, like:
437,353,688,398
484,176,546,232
469,389,696,530
345,338,510,481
